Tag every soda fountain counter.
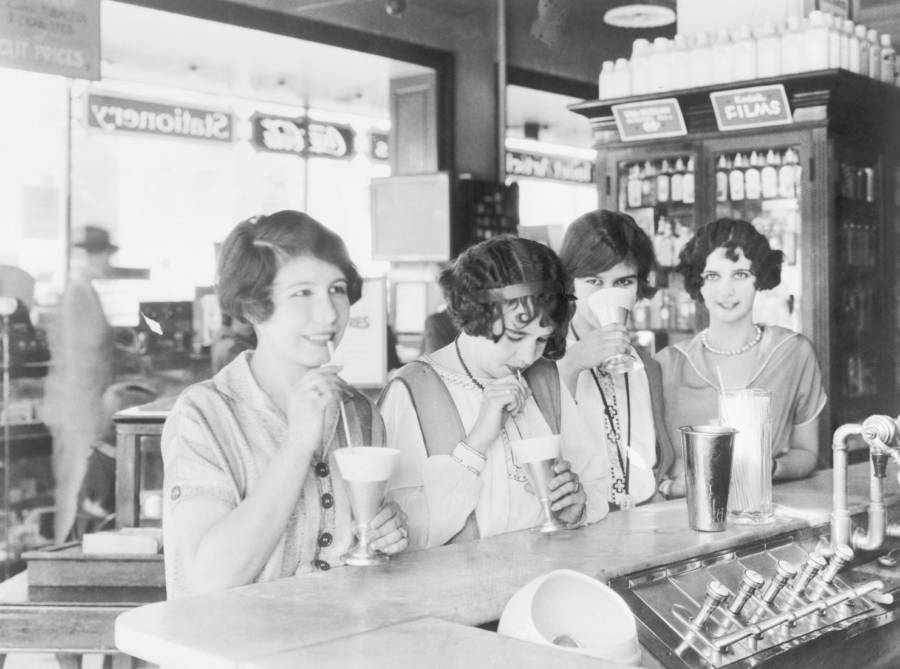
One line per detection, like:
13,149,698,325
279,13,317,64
115,460,900,669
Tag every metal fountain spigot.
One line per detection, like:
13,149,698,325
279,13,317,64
831,415,900,552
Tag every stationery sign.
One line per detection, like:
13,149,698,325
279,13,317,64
611,98,687,142
251,114,355,159
505,150,594,184
710,84,792,132
87,93,233,142
0,0,101,79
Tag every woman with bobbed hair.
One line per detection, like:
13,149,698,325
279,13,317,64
380,235,610,548
557,210,676,508
162,211,408,597
655,218,826,499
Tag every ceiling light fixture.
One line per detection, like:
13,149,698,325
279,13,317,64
603,2,675,29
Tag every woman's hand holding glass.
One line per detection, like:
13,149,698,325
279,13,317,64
286,365,345,454
567,324,632,373
547,459,587,525
466,375,532,453
366,501,409,555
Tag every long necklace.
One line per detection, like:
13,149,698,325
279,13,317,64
571,325,631,497
701,324,763,356
454,335,485,390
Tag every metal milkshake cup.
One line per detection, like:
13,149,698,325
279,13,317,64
679,425,736,532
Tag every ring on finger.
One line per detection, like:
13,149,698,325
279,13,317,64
573,481,581,493
399,527,408,540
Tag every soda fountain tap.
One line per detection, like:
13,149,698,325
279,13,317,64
790,554,827,595
727,570,765,616
692,581,731,628
760,560,797,606
820,544,854,585
831,415,900,552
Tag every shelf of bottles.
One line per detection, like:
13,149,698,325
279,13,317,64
617,155,698,337
835,159,880,406
713,147,803,334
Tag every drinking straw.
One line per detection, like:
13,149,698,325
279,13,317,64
510,369,525,440
715,365,726,394
326,340,354,449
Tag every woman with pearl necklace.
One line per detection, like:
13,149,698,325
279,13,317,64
655,218,826,499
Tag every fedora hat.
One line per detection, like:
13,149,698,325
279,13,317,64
72,225,119,253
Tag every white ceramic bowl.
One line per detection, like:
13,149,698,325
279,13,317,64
498,569,641,666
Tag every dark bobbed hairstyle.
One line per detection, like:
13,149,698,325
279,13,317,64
558,209,658,300
217,210,362,324
677,218,784,301
439,235,574,360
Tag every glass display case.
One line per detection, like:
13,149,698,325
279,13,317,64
572,70,900,462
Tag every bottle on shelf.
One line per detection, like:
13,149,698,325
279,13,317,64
825,12,841,69
641,160,657,207
805,11,830,71
631,38,652,94
855,24,870,77
626,164,642,208
847,20,861,73
868,29,881,80
651,37,672,92
670,34,690,90
657,159,671,203
778,148,798,199
612,58,632,98
732,24,757,81
690,32,714,87
597,60,614,100
729,153,746,201
745,151,762,200
683,156,695,204
670,157,685,203
880,34,897,84
782,17,804,74
756,21,782,78
711,29,734,84
716,155,730,202
761,149,780,199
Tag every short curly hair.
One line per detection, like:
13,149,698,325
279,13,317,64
217,210,362,324
439,235,574,360
558,209,659,300
677,218,784,301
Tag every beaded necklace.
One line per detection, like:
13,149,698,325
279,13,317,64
454,335,485,390
701,324,763,356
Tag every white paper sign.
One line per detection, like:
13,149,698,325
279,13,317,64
332,277,387,387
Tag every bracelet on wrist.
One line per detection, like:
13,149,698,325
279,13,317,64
459,439,487,461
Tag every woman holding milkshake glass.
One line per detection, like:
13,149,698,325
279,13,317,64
380,236,610,549
655,218,827,500
161,211,408,597
557,210,677,509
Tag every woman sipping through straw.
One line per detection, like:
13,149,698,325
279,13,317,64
379,236,610,548
655,218,827,499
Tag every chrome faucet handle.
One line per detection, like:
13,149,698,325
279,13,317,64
761,560,797,605
861,415,900,453
727,569,765,616
692,580,731,628
821,544,854,584
791,554,828,595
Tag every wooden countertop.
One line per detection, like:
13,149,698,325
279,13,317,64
115,463,893,668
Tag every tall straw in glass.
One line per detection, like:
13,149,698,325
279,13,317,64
718,388,774,524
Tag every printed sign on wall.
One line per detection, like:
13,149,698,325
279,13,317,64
87,93,234,142
611,99,688,142
0,0,101,80
251,114,355,159
710,84,793,132
505,150,594,184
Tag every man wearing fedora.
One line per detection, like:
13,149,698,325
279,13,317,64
44,224,121,543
